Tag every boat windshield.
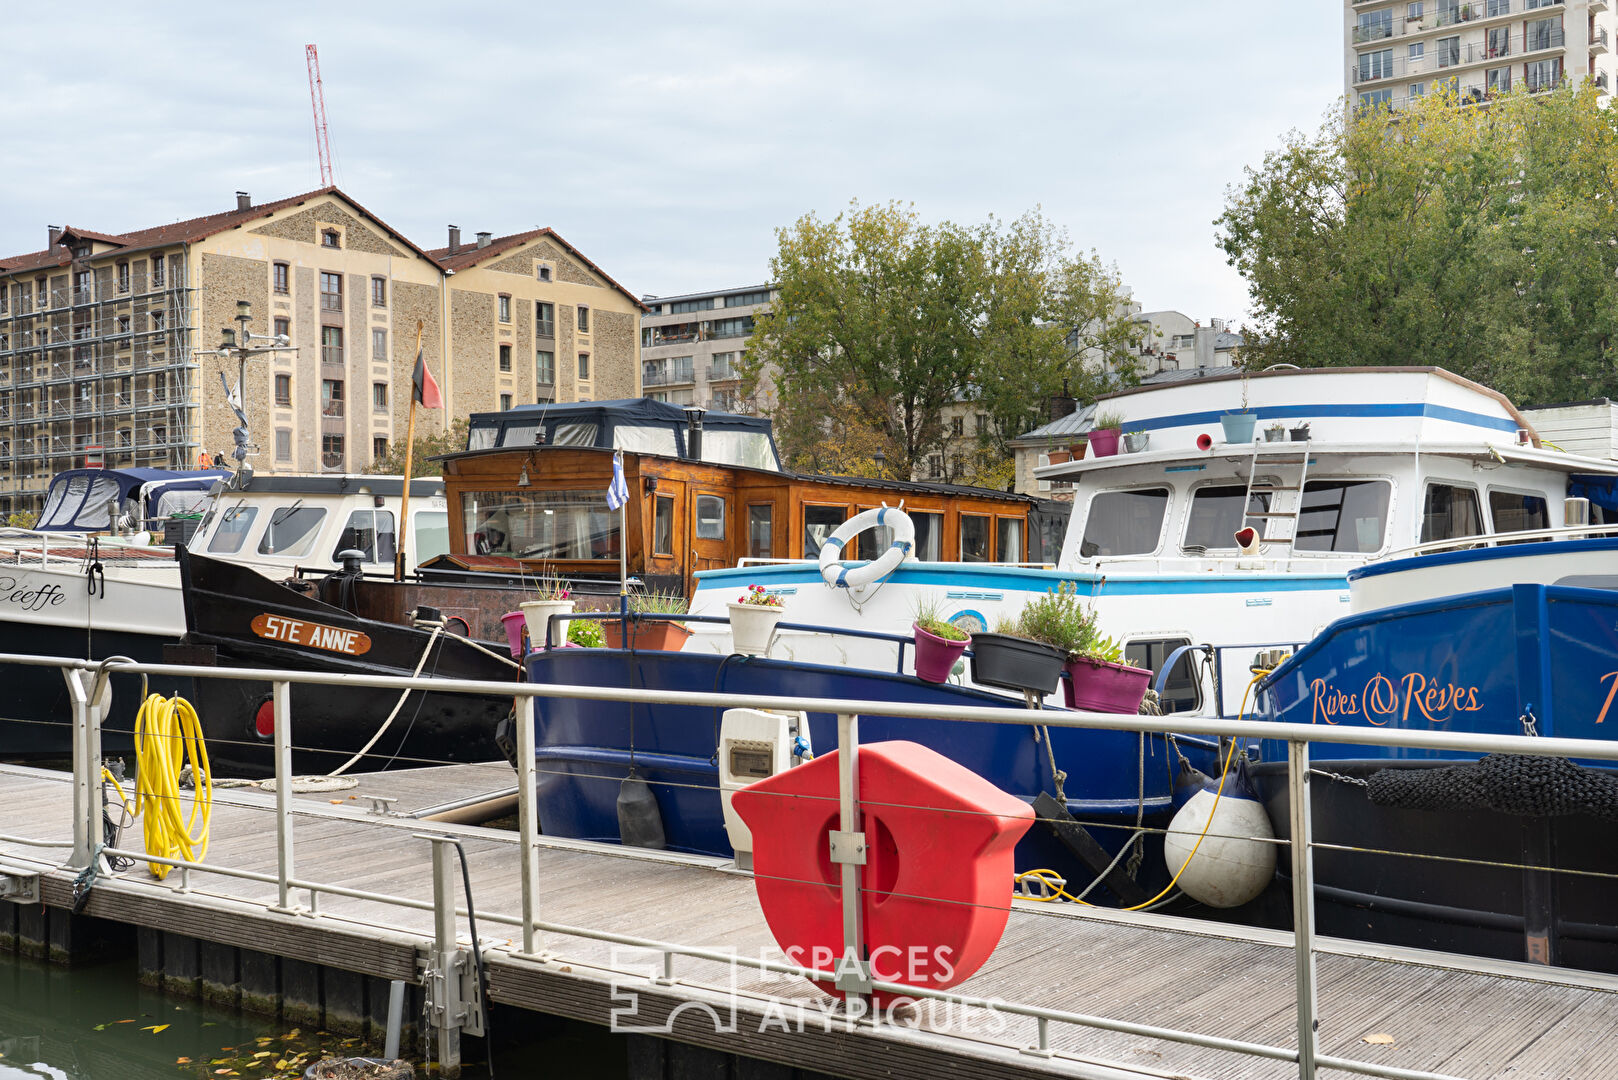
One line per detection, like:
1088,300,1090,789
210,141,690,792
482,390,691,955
1296,480,1390,553
462,490,619,560
1080,488,1169,557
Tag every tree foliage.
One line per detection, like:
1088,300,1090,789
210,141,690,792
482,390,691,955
365,418,471,478
743,201,1140,482
1217,85,1618,403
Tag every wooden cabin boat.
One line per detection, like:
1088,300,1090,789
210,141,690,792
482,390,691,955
440,399,1057,597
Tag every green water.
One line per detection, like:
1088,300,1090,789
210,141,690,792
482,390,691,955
0,952,626,1080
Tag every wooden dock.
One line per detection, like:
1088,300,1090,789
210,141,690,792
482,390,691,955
3,761,1617,1080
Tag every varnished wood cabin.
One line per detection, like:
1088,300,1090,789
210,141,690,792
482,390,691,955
435,399,1057,596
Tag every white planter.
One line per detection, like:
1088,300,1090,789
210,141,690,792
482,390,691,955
727,602,784,657
520,599,575,648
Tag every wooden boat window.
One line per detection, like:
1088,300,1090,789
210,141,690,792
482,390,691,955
960,514,991,562
911,511,943,560
653,496,674,555
1487,488,1550,543
332,509,396,564
695,495,726,540
1079,488,1169,557
257,507,328,558
206,505,258,555
1184,484,1270,551
414,510,450,564
1420,483,1483,543
996,517,1024,563
803,505,847,558
461,490,617,560
1296,480,1390,554
747,504,773,558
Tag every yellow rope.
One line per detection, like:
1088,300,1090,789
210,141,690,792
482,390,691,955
132,693,211,879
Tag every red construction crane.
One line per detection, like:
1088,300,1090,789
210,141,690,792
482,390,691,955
305,44,333,187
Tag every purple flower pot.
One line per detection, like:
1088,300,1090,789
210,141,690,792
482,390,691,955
1064,657,1152,713
912,623,968,682
1087,428,1121,457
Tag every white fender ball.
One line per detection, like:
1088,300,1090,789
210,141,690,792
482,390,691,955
1162,789,1276,908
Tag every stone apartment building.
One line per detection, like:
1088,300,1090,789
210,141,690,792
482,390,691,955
0,188,642,516
639,285,777,412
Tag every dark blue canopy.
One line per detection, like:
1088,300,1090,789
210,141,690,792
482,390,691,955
34,468,229,531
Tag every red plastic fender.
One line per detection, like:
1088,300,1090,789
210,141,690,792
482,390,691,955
731,740,1034,1002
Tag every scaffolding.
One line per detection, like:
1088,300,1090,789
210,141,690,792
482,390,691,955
0,263,198,515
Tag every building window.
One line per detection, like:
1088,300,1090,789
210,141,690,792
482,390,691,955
372,382,388,411
321,433,343,467
1526,57,1562,91
373,328,387,360
499,344,512,371
36,279,47,307
670,298,714,314
274,316,290,339
1436,35,1459,68
536,350,554,384
1487,66,1511,93
116,315,131,335
150,311,165,332
1359,88,1393,110
371,276,386,307
536,264,551,282
1411,81,1426,97
373,436,389,460
151,257,164,287
274,374,292,407
1407,1,1423,17
535,302,555,337
976,413,988,436
273,263,289,295
276,429,292,461
498,295,511,323
578,352,590,380
321,229,340,248
576,306,590,333
117,262,129,293
724,290,772,308
1409,41,1424,60
951,415,964,437
321,326,343,365
1358,47,1394,81
320,272,342,311
500,393,512,411
322,379,345,417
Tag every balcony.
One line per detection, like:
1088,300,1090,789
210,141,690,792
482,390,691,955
535,319,555,339
643,363,695,388
1353,22,1395,43
708,362,740,382
1526,70,1564,91
322,401,345,419
1523,27,1566,53
1592,0,1609,12
1597,70,1611,90
1594,26,1610,53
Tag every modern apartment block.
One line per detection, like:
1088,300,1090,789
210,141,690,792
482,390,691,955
639,285,776,413
1346,0,1615,111
0,189,642,515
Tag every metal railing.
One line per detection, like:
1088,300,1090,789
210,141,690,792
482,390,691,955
7,651,1618,1078
1384,521,1618,559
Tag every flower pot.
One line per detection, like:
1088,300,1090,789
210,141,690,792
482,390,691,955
1263,427,1286,443
500,611,528,658
1220,412,1258,444
1289,424,1311,442
520,598,575,648
968,632,1067,696
1087,428,1121,458
728,602,784,657
912,622,969,683
1063,656,1152,713
603,618,694,651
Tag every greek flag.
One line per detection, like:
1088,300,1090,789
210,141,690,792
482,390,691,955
606,449,629,510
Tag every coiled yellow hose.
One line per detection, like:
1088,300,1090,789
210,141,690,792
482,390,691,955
133,693,211,879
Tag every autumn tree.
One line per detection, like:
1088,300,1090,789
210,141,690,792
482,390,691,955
1217,85,1618,403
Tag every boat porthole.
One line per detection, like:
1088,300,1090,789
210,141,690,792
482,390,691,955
253,697,276,740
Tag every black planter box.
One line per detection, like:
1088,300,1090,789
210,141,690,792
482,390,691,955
969,633,1068,696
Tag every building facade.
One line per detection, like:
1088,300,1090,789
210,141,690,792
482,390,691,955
0,189,642,515
1346,0,1615,111
639,285,776,413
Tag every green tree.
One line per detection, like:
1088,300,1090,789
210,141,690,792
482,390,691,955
743,201,1140,482
365,417,471,478
1217,85,1618,403
5,511,38,529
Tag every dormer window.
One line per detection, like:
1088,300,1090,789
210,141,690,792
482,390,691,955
536,264,552,282
73,243,91,258
321,229,340,248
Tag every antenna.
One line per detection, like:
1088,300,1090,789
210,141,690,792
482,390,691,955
305,44,333,187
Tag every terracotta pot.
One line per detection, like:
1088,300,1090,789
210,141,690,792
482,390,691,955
1064,656,1152,713
602,618,694,651
912,622,969,682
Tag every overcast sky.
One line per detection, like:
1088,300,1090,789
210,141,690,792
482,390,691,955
0,2,1341,324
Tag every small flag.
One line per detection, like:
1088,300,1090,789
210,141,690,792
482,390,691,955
606,450,629,510
218,371,246,425
412,347,443,409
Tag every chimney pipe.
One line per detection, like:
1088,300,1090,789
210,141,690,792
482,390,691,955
476,231,492,249
683,405,707,461
1049,377,1077,422
235,191,251,211
48,226,63,247
447,225,460,252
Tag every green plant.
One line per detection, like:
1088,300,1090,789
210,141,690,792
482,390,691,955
912,594,968,642
567,618,604,647
5,511,37,529
630,590,688,627
734,584,784,608
524,568,571,601
1093,409,1125,432
1009,582,1123,662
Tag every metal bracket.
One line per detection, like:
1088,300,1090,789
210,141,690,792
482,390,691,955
420,950,486,1038
832,954,872,995
0,865,41,904
828,830,867,866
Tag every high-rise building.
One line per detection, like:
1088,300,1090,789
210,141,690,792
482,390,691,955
639,286,776,413
1346,0,1614,111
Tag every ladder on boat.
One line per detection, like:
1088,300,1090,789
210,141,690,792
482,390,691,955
1240,442,1311,557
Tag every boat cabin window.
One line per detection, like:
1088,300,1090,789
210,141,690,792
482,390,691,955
1488,489,1550,542
912,511,943,560
1124,637,1199,714
467,426,497,451
1420,483,1483,543
332,510,397,563
552,422,598,447
695,495,726,540
414,511,450,564
960,514,990,562
258,506,328,558
702,429,779,471
614,425,680,457
1183,484,1269,551
1079,488,1169,557
748,504,772,558
498,422,544,448
857,507,895,559
803,505,846,558
653,496,674,555
1295,480,1390,554
997,518,1024,563
462,490,618,560
206,505,258,555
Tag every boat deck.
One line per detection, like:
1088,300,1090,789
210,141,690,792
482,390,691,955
4,762,1616,1080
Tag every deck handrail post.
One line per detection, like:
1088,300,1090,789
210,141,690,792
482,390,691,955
831,711,871,1016
1288,738,1319,1079
425,835,463,1078
514,694,543,959
65,666,98,869
270,680,296,913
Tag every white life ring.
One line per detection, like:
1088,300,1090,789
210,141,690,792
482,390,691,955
818,505,915,590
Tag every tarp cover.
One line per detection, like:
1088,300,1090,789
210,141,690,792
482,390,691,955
34,468,229,531
1569,474,1618,516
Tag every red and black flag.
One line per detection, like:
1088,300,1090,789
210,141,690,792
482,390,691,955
412,347,443,409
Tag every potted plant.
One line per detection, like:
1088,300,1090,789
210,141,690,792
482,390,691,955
1088,410,1125,458
970,614,1069,697
1264,422,1286,443
1289,421,1312,442
1122,430,1150,453
1220,370,1257,444
911,595,969,683
519,571,574,648
727,584,785,656
566,617,605,648
604,591,693,651
1063,627,1151,715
